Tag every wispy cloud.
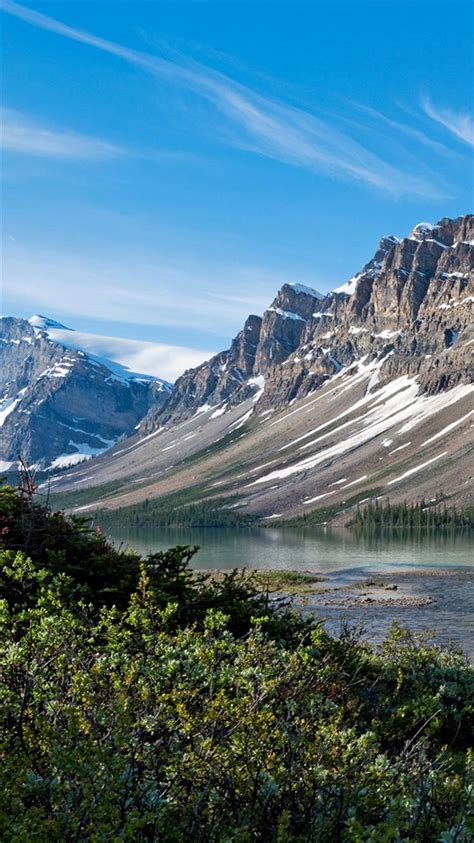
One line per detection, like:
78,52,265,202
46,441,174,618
421,96,474,147
350,102,450,155
1,0,448,198
1,107,122,159
2,242,284,339
38,327,214,382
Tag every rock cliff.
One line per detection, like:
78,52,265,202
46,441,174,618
143,215,473,427
0,317,170,471
14,215,474,521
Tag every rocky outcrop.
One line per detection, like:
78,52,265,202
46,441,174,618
0,318,170,471
142,282,328,431
5,214,472,511
143,215,473,427
144,314,263,428
46,215,473,519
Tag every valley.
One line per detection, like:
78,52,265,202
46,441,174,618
3,215,473,525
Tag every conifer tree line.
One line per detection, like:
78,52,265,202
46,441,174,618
93,493,256,530
350,498,473,530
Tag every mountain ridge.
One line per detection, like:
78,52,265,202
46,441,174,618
142,214,473,430
46,214,473,522
0,316,171,471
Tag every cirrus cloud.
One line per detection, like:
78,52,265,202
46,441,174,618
421,95,474,147
1,107,123,159
1,0,451,199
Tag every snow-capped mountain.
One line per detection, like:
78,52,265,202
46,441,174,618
27,315,211,384
0,316,172,472
51,215,474,522
142,215,474,429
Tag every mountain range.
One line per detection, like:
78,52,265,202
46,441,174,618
0,316,172,472
2,214,473,523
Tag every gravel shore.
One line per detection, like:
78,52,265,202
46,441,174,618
203,565,473,658
292,567,473,660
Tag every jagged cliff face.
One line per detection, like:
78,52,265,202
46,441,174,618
48,215,473,520
0,318,170,471
144,215,473,429
262,216,473,407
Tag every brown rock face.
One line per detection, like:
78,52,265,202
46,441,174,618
141,215,473,430
143,283,325,429
48,216,473,521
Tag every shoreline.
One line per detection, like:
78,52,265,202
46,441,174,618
205,566,474,660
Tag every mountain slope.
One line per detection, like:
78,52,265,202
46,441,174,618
142,216,473,432
0,317,171,471
48,360,473,522
44,215,474,520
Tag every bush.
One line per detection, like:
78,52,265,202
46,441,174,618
0,483,473,840
0,483,307,639
0,482,140,608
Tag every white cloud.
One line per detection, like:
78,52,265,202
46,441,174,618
350,101,450,154
29,319,212,382
1,107,122,159
2,243,281,339
1,0,447,198
421,96,474,147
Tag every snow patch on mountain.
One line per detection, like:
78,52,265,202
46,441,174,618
268,307,306,321
249,377,473,487
409,222,437,240
288,282,324,299
248,374,265,402
333,274,361,296
29,315,72,331
0,397,21,428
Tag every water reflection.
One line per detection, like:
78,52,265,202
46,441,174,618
109,526,474,573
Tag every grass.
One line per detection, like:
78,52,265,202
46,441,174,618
206,568,326,595
87,486,258,529
49,478,387,531
45,424,254,513
45,478,129,512
170,423,253,471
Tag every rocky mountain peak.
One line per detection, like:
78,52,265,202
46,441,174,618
140,214,473,430
408,221,441,241
6,215,472,484
332,234,400,297
45,214,473,524
408,215,473,247
0,316,170,472
29,314,72,332
268,282,322,320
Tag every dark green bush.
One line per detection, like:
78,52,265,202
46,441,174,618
0,483,473,840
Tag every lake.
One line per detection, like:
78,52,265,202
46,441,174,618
109,525,474,573
108,526,474,658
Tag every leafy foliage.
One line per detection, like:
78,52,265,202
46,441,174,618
0,483,305,639
0,482,140,608
0,483,473,840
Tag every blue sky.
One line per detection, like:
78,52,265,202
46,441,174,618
2,0,473,364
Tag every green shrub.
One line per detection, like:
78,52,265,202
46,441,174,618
0,483,473,840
